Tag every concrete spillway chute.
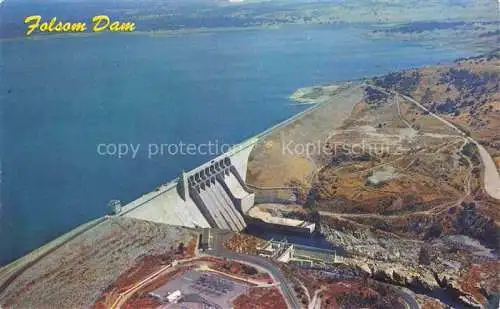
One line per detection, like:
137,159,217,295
121,137,258,232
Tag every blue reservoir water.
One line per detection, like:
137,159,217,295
0,25,476,264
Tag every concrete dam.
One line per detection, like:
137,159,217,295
118,138,257,231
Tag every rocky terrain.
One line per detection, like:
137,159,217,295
247,51,500,308
279,263,409,309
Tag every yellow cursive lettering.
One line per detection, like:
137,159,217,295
24,15,130,36
109,21,121,32
109,21,136,32
92,15,110,32
71,23,87,32
24,15,41,36
48,17,57,32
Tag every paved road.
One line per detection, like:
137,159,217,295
207,231,301,309
206,229,423,309
399,91,500,201
394,287,419,309
475,142,500,200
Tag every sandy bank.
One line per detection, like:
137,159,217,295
247,83,364,188
289,84,341,104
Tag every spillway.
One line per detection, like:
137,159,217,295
187,159,252,232
198,188,231,230
121,139,257,232
213,183,246,230
207,186,239,231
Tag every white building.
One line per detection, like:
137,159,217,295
166,290,182,303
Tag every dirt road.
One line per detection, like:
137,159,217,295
378,87,500,201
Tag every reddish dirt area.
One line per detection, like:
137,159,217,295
289,268,405,309
233,287,288,309
92,267,181,309
224,233,267,255
458,261,500,305
421,299,446,309
212,260,273,283
97,266,196,309
122,297,161,309
93,254,276,309
92,239,197,309
318,282,379,309
117,241,195,291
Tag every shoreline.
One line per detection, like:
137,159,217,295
0,23,348,43
289,84,342,105
0,82,357,270
247,82,363,189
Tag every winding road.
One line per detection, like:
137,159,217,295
207,231,301,309
206,231,418,309
398,92,500,201
394,287,419,309
373,85,500,201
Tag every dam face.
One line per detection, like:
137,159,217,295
119,140,256,231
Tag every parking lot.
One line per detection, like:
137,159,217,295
149,270,249,308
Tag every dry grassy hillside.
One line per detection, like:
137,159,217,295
0,217,197,309
372,49,500,167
